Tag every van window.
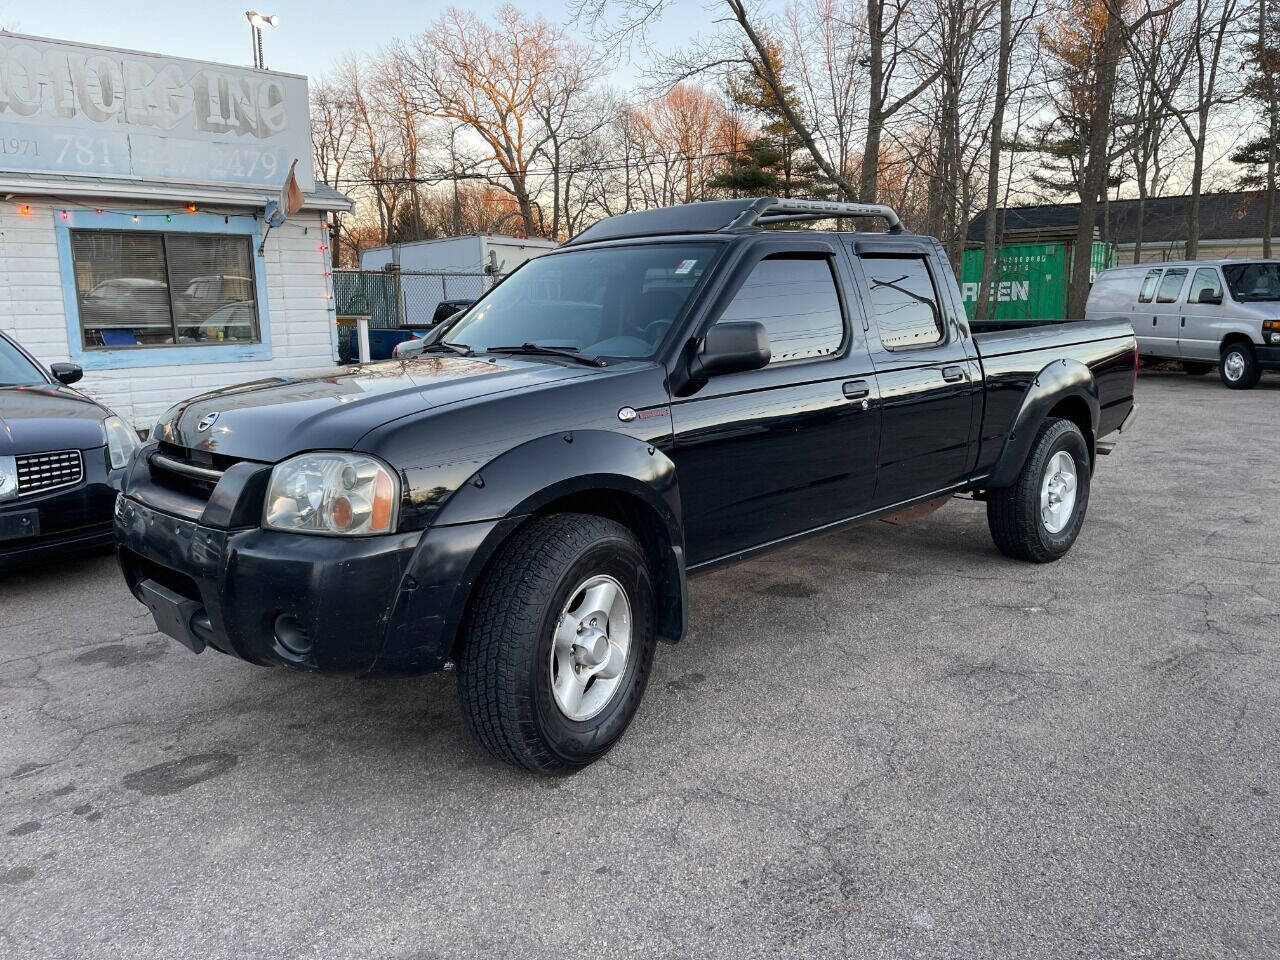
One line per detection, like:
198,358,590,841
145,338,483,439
1156,268,1188,303
1189,268,1223,305
862,256,944,350
1137,269,1161,303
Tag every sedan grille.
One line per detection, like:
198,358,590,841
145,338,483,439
16,449,84,496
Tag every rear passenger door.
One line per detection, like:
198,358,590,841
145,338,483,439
1133,268,1163,354
847,243,982,507
670,238,881,565
1149,267,1188,358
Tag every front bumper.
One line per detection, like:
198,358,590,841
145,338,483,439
1255,345,1280,370
115,496,506,675
1,447,120,570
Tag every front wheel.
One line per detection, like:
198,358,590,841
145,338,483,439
986,418,1091,563
456,512,657,773
1220,343,1261,389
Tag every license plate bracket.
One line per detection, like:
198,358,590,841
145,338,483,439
138,578,207,654
0,509,40,542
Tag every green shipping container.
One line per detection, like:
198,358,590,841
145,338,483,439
960,241,1114,322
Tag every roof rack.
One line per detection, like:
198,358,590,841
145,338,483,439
725,197,906,234
563,196,906,246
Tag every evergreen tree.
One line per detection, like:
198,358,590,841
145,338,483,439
717,40,814,197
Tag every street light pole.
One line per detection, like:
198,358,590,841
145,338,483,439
245,11,279,70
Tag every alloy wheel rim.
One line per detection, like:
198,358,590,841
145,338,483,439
548,574,632,721
1039,450,1077,535
1224,351,1246,381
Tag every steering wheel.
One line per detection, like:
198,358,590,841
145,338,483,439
642,319,673,345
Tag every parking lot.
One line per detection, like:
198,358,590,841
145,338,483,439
1,370,1277,959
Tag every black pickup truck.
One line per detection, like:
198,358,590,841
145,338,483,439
115,197,1137,773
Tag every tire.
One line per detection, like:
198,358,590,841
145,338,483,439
987,418,1091,563
1220,342,1261,390
456,512,657,773
1182,361,1212,376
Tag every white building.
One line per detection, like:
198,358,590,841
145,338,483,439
0,33,352,428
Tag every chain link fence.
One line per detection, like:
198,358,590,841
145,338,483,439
333,269,504,362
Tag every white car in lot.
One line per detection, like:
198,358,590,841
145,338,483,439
1086,259,1280,389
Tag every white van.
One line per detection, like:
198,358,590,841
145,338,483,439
1086,259,1280,389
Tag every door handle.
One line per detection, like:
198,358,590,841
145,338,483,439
842,380,870,401
1180,317,1186,327
941,365,966,383
1153,317,1158,325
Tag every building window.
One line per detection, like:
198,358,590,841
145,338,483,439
862,255,944,350
716,255,845,364
70,230,260,349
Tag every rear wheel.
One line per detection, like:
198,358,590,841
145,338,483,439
1220,342,1261,389
987,418,1091,563
456,512,657,773
1182,361,1212,376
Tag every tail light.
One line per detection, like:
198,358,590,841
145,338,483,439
1131,343,1140,391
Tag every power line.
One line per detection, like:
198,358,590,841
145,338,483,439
322,147,758,189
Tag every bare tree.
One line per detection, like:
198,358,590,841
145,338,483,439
1174,0,1241,257
860,0,944,202
399,6,574,235
311,77,361,268
976,0,1014,319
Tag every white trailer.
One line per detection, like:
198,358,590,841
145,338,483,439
359,234,556,275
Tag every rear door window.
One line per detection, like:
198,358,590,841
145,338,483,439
861,256,944,350
1137,269,1161,303
1156,268,1188,303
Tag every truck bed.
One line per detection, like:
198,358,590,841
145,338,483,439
970,318,1137,480
971,317,1135,356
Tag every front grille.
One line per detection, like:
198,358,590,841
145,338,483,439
16,449,84,496
148,442,241,500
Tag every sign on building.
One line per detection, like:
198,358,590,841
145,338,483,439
0,34,314,191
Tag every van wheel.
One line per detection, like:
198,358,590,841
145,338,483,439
456,512,656,773
1220,343,1261,389
1182,361,1212,376
987,418,1091,563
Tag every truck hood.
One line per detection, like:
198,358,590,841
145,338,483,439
157,356,598,462
0,384,109,456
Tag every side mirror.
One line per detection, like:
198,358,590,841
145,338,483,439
1197,289,1222,305
50,362,83,385
690,321,770,379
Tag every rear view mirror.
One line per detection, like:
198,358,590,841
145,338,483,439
690,321,770,378
1196,289,1222,305
50,362,83,385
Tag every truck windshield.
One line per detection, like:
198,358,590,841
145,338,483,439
439,242,719,360
0,337,45,387
1223,262,1280,302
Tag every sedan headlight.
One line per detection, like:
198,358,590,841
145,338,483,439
263,452,399,536
104,416,142,470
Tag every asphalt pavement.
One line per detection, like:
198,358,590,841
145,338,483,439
2,370,1278,959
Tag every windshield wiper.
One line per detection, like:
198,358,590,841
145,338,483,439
420,341,471,355
484,343,606,367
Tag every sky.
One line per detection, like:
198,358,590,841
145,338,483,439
0,0,686,83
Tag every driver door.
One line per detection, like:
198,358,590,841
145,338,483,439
669,237,881,566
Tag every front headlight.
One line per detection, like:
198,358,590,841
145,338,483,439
263,452,400,536
104,416,142,470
